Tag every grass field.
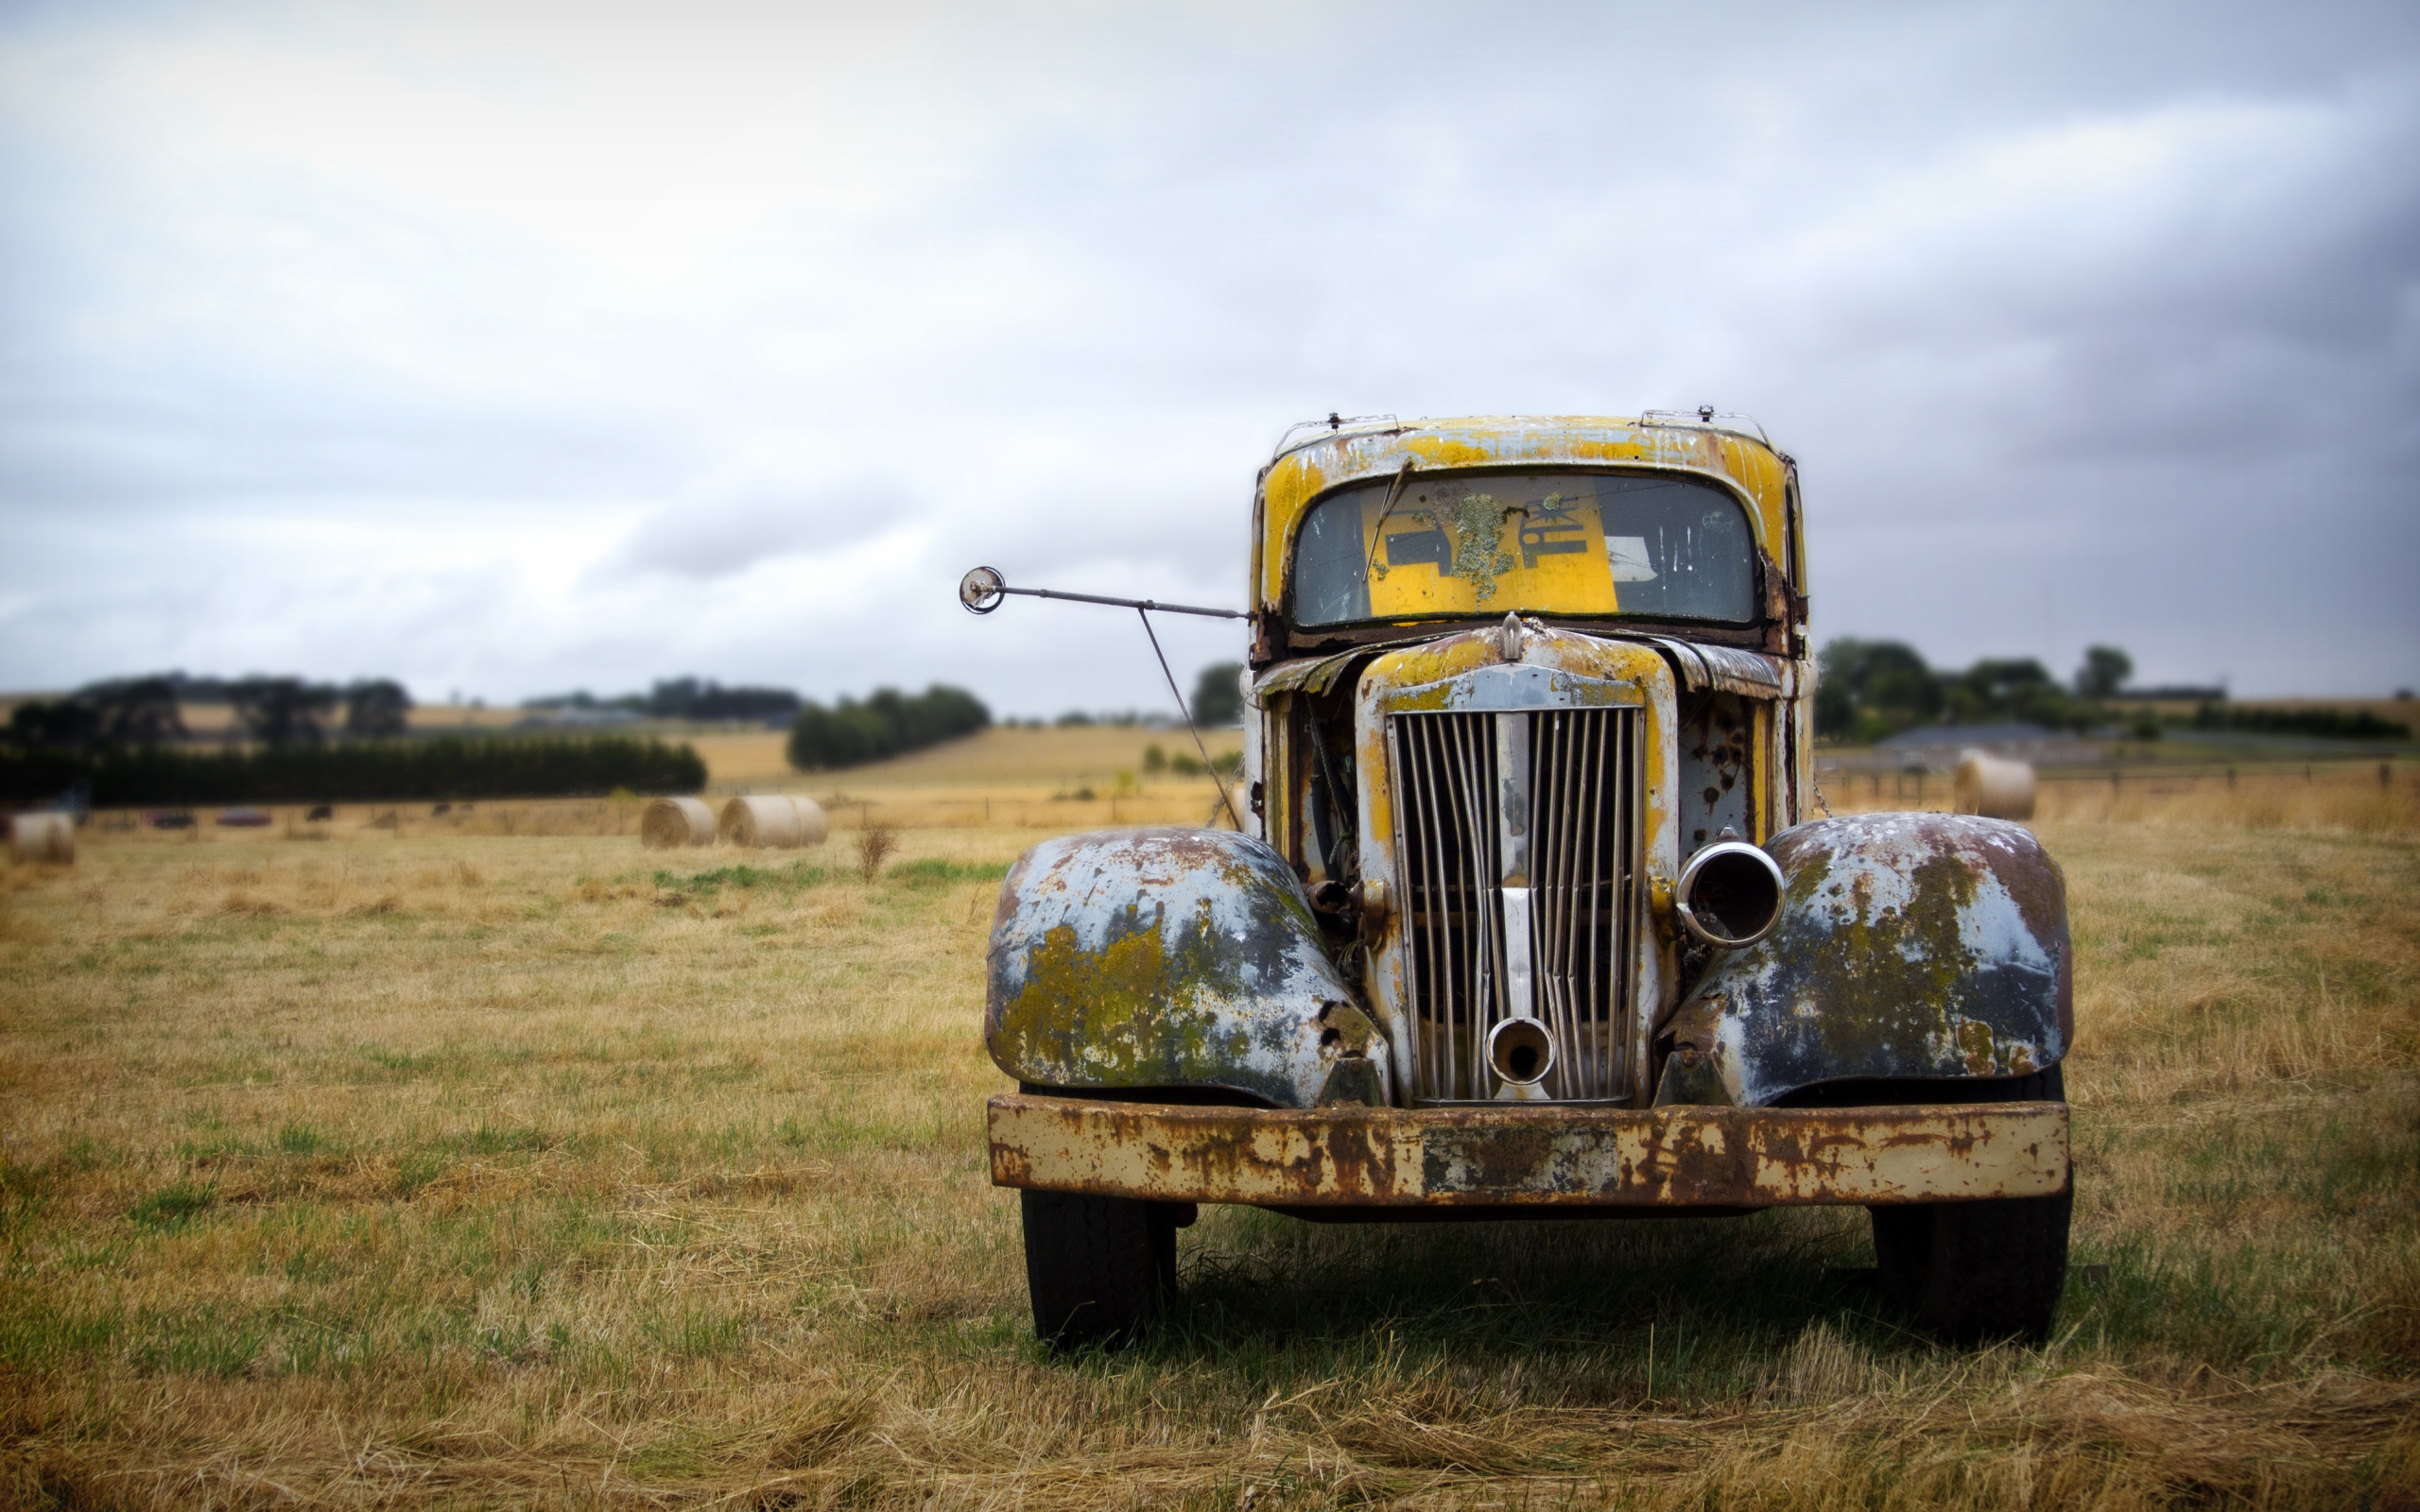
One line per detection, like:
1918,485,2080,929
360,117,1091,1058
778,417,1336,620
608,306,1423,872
698,724,1244,793
2,782,2415,1505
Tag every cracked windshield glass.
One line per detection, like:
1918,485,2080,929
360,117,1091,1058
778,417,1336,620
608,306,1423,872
1292,471,1757,627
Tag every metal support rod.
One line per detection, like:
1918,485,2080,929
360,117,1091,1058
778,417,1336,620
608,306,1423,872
1012,586,1243,619
959,566,1243,620
959,564,1244,831
1137,609,1243,831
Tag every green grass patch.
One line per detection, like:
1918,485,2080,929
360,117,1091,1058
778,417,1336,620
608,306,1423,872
357,1044,458,1079
0,1298,123,1368
130,1181,216,1230
646,1305,751,1359
125,1305,267,1377
463,1124,550,1156
393,1152,449,1197
890,857,1011,886
654,861,831,894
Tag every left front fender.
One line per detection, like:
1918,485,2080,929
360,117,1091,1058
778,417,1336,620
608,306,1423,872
984,828,1385,1108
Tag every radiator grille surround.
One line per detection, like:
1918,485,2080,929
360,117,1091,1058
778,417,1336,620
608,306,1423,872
1388,705,1640,1103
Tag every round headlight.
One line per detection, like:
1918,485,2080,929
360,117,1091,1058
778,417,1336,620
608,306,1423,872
1675,840,1787,949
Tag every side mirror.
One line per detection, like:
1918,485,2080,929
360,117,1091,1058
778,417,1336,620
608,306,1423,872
959,565,1006,614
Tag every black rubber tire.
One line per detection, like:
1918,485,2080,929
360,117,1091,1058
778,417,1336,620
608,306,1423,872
1020,1190,1179,1349
1869,1065,2072,1346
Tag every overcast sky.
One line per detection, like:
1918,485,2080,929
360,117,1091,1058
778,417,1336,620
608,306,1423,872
3,0,2414,712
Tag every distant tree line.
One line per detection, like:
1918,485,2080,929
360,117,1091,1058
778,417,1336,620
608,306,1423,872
786,685,990,771
993,662,1246,732
6,675,412,750
1815,641,2409,745
524,678,801,723
1014,711,1168,730
1816,642,2162,743
0,735,703,807
1142,744,1244,780
1815,641,2103,743
2189,704,2408,741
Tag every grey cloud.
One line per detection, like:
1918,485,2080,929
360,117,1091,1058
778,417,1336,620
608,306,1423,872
598,474,923,582
0,1,2414,709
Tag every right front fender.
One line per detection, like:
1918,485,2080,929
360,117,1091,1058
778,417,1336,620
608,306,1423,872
1657,813,2071,1108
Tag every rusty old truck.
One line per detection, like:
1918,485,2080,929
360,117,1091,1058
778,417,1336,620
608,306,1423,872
979,414,2072,1348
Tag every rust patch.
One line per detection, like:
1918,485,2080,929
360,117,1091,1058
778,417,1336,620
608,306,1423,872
984,828,1376,1108
990,1094,2069,1208
1693,814,2069,1105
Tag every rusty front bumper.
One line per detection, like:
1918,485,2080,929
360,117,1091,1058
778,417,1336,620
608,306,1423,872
989,1093,2069,1210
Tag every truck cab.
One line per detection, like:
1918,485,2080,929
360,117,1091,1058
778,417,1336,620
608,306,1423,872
983,415,2073,1348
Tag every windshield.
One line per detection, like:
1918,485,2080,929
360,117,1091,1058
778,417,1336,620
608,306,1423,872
1291,470,1758,627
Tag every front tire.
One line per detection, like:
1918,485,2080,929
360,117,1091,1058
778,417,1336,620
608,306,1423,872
1869,1066,2072,1345
1020,1190,1178,1349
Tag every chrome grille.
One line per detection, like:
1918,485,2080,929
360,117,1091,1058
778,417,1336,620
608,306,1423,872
1389,706,1639,1102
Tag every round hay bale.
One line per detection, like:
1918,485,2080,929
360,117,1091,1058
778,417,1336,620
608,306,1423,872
1954,750,2037,820
9,812,75,865
718,795,794,848
640,796,715,849
719,795,829,849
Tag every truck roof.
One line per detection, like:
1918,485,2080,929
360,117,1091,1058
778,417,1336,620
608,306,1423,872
1253,414,1799,618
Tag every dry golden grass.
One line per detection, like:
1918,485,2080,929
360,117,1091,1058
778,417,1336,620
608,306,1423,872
1825,762,2420,834
684,724,1250,825
683,730,799,787
702,725,1246,795
2,783,2414,1508
834,725,1243,787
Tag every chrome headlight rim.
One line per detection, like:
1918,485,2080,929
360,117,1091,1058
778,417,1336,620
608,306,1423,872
1675,839,1787,950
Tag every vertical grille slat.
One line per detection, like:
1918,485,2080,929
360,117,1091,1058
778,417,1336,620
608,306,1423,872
1392,704,1638,1103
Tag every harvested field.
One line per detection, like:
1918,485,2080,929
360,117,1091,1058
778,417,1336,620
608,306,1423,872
1,791,2414,1507
697,723,1243,794
1825,760,2417,832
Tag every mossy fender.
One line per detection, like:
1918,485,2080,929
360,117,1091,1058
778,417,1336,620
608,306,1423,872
1659,814,2070,1107
984,828,1384,1108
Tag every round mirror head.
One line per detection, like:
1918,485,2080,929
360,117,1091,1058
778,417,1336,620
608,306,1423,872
959,565,1006,614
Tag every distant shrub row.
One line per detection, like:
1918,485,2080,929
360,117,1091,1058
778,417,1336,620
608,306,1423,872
0,735,705,807
786,685,989,771
2189,704,2410,742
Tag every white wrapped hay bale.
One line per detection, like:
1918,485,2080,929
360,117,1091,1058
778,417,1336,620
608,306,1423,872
640,796,716,849
9,812,75,864
1954,750,2037,820
718,795,829,849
